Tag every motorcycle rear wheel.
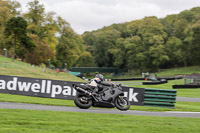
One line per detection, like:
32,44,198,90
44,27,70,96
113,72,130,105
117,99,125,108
74,94,93,109
114,96,130,111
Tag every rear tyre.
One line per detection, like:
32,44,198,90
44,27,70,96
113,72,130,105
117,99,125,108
114,96,130,111
74,94,93,109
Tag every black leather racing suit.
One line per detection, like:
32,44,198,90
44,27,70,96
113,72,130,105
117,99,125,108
87,78,113,94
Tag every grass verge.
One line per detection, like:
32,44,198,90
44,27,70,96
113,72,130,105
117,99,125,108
121,79,200,98
0,109,200,133
0,93,200,112
0,56,84,82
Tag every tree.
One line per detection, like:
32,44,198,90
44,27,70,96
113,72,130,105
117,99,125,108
160,14,178,37
81,6,200,72
82,32,95,54
75,52,95,67
0,0,20,52
4,17,34,62
113,38,126,69
24,0,47,40
25,34,53,65
184,21,200,66
123,36,147,73
0,0,20,34
24,0,45,26
165,37,184,67
149,44,169,69
126,20,142,37
93,29,121,67
56,27,82,68
24,0,63,64
138,16,167,46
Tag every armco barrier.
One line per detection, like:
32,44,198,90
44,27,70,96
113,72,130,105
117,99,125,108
111,78,145,81
158,77,183,80
173,85,200,89
110,76,182,81
144,88,177,108
143,80,168,85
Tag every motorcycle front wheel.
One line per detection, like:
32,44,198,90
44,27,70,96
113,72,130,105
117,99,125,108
114,96,130,111
74,93,93,109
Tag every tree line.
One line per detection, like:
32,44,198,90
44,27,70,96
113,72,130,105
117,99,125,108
0,0,200,73
82,7,200,73
0,0,91,69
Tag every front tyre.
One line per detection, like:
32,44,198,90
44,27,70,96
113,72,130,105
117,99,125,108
74,94,93,109
114,96,130,111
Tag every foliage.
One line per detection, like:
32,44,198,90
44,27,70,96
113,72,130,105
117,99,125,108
0,0,20,55
1,0,200,71
82,7,200,72
4,17,35,62
184,20,200,65
25,34,53,65
55,27,83,68
75,51,95,67
25,0,45,25
90,29,121,67
24,0,54,65
23,0,85,67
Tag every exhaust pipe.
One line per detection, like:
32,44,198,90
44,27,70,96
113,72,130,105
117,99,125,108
73,84,99,102
75,86,92,96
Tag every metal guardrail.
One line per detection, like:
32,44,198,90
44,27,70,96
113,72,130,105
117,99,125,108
144,88,177,108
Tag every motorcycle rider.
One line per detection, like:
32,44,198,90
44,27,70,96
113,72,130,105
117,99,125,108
87,73,113,95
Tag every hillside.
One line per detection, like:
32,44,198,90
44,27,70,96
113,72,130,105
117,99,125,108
1,55,200,80
156,66,200,77
82,7,200,73
0,56,84,82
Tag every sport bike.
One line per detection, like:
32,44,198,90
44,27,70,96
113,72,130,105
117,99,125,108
73,84,130,111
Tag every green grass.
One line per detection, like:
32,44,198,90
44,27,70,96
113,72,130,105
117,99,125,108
0,93,75,107
156,66,200,77
0,55,84,82
0,93,200,112
105,66,200,79
0,109,199,133
132,79,184,89
117,79,200,98
132,101,200,112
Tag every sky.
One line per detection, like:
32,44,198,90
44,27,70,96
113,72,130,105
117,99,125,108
19,0,200,34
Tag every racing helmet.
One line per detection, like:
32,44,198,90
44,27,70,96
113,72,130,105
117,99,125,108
95,73,104,81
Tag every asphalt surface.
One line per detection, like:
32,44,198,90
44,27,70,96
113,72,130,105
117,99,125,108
176,97,200,102
0,102,200,118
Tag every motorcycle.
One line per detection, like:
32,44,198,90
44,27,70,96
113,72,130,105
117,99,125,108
72,83,130,111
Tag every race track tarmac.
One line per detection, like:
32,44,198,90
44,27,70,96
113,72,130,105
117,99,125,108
176,97,200,102
0,102,200,118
